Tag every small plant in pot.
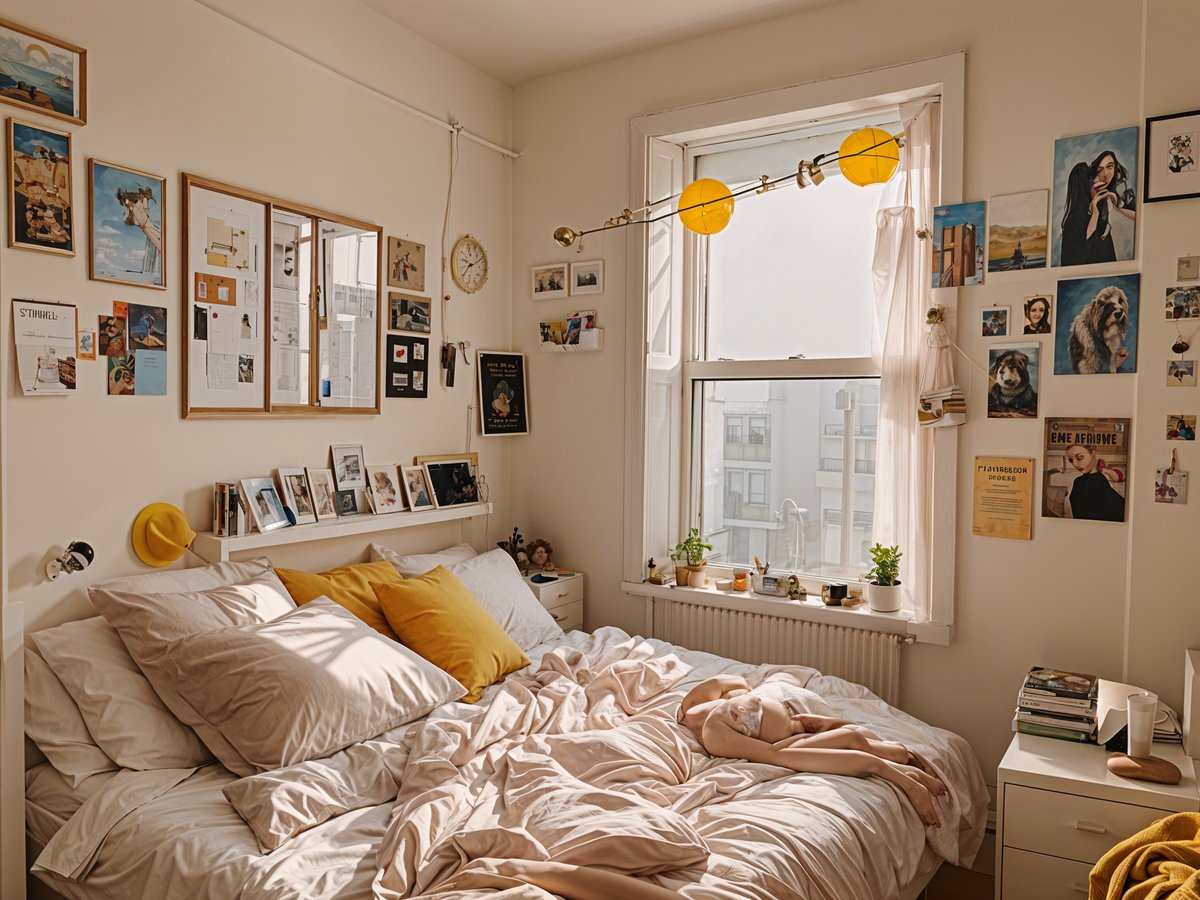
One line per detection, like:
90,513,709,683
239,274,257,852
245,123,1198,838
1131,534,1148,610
865,543,903,612
672,527,713,587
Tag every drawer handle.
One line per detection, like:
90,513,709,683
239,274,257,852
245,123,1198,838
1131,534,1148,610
1072,885,1089,895
556,592,572,600
552,613,565,622
1073,820,1107,835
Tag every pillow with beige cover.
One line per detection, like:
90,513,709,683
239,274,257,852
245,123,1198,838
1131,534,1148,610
24,647,117,786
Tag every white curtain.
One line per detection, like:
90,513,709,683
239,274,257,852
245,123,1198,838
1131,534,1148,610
870,103,938,622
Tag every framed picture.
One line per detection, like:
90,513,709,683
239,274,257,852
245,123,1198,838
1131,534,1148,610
1042,418,1130,522
1145,110,1200,203
335,489,360,517
986,345,1040,419
88,160,166,289
477,350,529,436
423,458,480,508
987,190,1047,272
387,236,425,292
0,18,86,125
1051,125,1138,266
400,465,435,510
931,200,985,288
1023,294,1052,335
570,259,604,295
531,262,568,300
1054,274,1140,375
240,477,290,533
386,334,428,399
367,465,405,514
304,467,338,521
388,291,431,333
330,443,366,490
77,328,96,360
9,118,74,255
981,306,1009,338
276,467,316,525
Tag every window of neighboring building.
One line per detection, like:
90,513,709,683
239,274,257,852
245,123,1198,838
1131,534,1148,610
725,417,743,443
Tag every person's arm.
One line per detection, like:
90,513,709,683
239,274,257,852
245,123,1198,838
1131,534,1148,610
678,674,750,718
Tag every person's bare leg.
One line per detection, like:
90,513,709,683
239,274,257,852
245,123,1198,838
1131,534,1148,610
778,727,945,795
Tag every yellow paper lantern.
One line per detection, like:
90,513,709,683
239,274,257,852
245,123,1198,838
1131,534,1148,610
677,178,734,235
837,128,901,187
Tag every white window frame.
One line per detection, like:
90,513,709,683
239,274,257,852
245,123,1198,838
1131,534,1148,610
622,53,964,645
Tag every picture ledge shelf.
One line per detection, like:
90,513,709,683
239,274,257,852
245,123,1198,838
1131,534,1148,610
539,329,604,353
192,502,493,562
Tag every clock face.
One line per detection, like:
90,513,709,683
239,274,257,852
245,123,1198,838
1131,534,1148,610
452,236,488,293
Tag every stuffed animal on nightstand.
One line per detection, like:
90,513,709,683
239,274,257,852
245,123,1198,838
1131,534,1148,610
527,538,554,571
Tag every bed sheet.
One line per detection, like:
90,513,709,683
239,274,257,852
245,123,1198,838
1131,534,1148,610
29,627,987,900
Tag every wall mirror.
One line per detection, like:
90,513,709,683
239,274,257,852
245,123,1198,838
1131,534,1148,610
183,173,381,417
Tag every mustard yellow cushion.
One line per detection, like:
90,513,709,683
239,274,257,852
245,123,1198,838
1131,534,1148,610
276,561,403,639
372,567,528,703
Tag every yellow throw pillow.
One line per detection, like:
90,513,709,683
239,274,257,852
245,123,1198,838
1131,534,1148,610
373,567,529,703
276,561,403,639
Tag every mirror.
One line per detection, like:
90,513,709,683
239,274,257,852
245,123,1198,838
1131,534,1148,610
315,219,379,410
269,208,312,407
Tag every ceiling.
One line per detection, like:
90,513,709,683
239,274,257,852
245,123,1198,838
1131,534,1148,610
362,0,840,86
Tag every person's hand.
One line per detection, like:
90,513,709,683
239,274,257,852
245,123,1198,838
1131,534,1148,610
1090,190,1113,213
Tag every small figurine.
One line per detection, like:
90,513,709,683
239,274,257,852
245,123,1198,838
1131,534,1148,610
527,538,554,571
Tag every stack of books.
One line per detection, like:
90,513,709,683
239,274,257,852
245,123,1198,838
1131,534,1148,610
1013,666,1098,743
213,482,249,537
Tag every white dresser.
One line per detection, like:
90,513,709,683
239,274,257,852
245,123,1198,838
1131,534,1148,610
523,570,585,631
995,734,1199,899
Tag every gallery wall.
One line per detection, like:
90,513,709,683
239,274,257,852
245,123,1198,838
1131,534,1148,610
0,0,515,891
510,0,1200,790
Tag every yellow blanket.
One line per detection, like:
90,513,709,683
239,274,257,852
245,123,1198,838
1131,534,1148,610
1091,812,1200,900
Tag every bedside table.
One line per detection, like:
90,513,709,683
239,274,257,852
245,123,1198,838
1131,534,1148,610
523,571,585,631
995,734,1199,899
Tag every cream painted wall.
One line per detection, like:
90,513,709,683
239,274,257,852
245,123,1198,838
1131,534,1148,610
511,0,1200,787
0,1,513,892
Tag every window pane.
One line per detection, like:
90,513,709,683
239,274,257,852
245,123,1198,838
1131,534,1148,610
697,378,879,580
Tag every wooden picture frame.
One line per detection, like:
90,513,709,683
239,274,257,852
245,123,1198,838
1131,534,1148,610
304,466,338,521
400,464,435,510
0,17,86,125
477,350,529,436
8,117,74,255
89,159,166,289
366,465,405,514
1145,109,1200,203
414,452,479,469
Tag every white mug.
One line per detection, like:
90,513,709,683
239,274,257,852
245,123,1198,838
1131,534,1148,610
1127,691,1157,758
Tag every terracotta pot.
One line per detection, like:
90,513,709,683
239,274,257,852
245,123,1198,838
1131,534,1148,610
867,581,902,612
674,564,690,586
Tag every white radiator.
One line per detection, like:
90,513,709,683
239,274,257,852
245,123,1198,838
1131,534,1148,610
649,597,904,706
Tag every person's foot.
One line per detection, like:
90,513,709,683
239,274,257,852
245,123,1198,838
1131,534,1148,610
902,780,942,828
901,764,946,797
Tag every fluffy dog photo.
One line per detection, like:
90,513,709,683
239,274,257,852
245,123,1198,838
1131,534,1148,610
987,346,1039,418
1055,274,1140,375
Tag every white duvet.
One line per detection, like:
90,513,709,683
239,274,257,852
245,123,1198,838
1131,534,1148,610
31,627,988,900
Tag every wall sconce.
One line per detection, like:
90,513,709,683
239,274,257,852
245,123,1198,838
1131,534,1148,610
46,541,95,581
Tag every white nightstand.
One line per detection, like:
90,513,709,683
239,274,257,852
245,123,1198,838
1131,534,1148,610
523,570,585,631
995,734,1200,900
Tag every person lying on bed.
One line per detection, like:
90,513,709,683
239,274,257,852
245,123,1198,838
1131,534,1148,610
679,674,946,827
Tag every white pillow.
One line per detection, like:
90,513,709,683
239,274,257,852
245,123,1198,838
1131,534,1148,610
90,568,298,777
88,556,276,596
30,618,211,770
369,541,477,577
445,550,563,650
162,598,466,774
24,647,118,787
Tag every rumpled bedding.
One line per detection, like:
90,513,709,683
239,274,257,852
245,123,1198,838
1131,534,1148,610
29,626,989,900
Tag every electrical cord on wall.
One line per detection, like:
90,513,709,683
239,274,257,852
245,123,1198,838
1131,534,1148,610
440,124,462,373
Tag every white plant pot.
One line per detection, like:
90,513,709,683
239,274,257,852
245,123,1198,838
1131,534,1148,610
867,581,902,613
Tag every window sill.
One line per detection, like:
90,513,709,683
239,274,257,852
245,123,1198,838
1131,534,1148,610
622,579,950,645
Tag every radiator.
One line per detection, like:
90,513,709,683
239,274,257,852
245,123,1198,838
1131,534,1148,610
649,597,904,706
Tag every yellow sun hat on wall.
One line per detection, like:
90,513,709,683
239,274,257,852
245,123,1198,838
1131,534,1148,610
132,503,197,567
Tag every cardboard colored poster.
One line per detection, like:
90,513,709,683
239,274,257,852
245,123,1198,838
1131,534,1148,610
972,456,1034,540
1043,417,1130,522
12,299,76,395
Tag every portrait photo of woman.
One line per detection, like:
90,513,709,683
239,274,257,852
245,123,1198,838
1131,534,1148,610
1052,127,1139,267
1023,295,1052,334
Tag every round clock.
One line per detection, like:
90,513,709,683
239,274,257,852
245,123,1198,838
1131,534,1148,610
451,234,488,293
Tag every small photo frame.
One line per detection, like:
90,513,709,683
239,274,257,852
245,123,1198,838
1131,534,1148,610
388,291,431,333
1145,109,1200,203
1155,468,1189,504
981,306,1009,338
1179,256,1200,281
1023,294,1052,335
1168,360,1197,387
387,236,425,292
305,467,338,521
276,467,316,525
240,477,290,533
401,465,434,510
423,458,480,507
335,488,360,517
570,259,604,295
77,328,96,360
330,443,366,490
532,262,568,300
1166,286,1200,320
1167,415,1197,441
366,465,405,514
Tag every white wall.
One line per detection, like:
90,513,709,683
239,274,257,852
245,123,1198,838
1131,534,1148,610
0,1,514,891
511,0,1200,788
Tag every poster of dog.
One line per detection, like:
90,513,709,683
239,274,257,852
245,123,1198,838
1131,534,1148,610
987,346,1040,418
1054,274,1139,375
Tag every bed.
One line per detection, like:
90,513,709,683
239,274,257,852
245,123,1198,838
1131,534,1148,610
23,545,988,900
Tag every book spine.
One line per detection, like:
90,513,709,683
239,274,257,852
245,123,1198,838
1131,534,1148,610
214,484,227,537
1013,719,1095,742
228,484,240,537
1018,692,1094,710
1015,710,1094,730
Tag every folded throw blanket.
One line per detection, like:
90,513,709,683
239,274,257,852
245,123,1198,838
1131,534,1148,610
1090,812,1200,900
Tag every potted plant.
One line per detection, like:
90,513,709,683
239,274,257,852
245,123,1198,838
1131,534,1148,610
672,527,713,587
865,543,903,612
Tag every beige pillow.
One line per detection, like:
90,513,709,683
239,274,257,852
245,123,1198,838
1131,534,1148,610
162,598,466,774
90,568,297,777
88,556,276,596
368,541,477,576
24,648,117,787
30,618,210,770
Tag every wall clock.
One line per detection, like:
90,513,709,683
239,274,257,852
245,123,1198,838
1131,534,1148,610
451,234,488,293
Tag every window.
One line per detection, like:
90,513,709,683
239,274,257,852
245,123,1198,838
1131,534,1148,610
746,470,767,505
724,416,742,443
